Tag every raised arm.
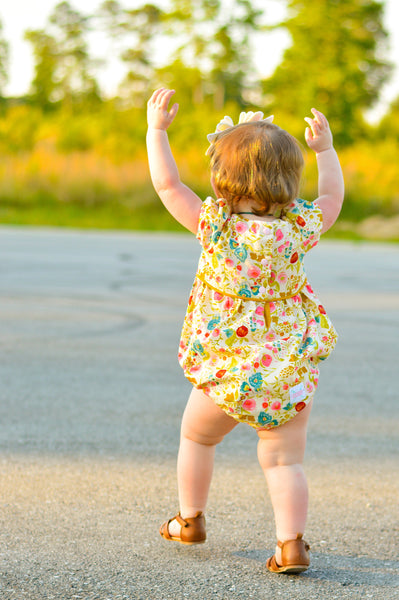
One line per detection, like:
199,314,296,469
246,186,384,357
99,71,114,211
304,109,344,233
146,88,202,234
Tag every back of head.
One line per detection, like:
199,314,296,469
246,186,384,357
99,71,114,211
208,121,304,215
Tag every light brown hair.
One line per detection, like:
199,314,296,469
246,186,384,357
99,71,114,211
208,121,304,216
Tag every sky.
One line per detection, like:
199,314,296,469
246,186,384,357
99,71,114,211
1,0,398,121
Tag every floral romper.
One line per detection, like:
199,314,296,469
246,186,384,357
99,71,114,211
178,197,337,430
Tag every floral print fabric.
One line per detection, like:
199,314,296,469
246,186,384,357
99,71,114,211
178,197,337,429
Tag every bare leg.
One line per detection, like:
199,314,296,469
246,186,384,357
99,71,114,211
257,400,313,564
167,388,237,537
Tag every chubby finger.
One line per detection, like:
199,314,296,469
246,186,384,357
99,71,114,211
149,87,169,106
159,90,175,112
311,108,328,128
148,87,165,105
304,126,313,143
304,117,320,137
158,88,176,109
169,102,179,120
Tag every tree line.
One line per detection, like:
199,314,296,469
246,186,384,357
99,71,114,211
0,0,398,147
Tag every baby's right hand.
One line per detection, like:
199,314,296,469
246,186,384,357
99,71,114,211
147,87,179,131
304,109,333,153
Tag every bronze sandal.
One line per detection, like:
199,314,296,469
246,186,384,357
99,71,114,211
159,511,206,545
266,534,310,574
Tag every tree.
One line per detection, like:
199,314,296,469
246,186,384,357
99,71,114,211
49,1,100,106
119,4,164,103
210,1,264,108
26,1,100,108
97,0,124,38
377,95,399,141
163,0,265,108
94,0,266,108
159,0,214,105
156,59,205,106
262,0,391,146
24,30,58,108
0,19,9,97
95,1,165,105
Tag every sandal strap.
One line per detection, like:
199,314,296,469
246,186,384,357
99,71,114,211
161,519,173,540
267,554,281,571
277,533,310,551
161,513,186,540
175,513,188,528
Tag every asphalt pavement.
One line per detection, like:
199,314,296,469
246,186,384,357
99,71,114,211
0,226,398,599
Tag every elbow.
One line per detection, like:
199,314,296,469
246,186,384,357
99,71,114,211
153,175,180,196
154,181,185,211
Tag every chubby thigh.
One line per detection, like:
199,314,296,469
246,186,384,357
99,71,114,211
181,386,313,465
257,399,313,468
181,387,238,446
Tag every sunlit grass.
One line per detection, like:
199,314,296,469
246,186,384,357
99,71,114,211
0,146,153,207
0,202,186,231
0,135,398,242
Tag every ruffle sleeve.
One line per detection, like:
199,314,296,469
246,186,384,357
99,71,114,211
196,197,230,250
285,198,323,253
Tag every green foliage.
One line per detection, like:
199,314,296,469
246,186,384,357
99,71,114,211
0,105,42,152
25,1,100,109
13,0,396,127
119,4,165,103
0,0,398,237
300,137,399,220
0,19,9,96
41,102,150,158
24,30,58,109
162,0,265,108
263,0,391,146
56,112,97,152
376,96,399,141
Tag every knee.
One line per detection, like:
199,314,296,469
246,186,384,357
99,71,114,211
257,447,291,470
257,437,306,470
181,422,225,446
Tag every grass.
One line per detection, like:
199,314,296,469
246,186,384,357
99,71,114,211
0,145,398,242
2,197,399,244
0,198,187,232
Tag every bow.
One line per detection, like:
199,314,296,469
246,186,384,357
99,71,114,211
206,111,274,144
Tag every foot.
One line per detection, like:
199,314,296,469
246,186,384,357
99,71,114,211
266,534,310,574
159,512,206,545
166,517,181,539
275,544,283,566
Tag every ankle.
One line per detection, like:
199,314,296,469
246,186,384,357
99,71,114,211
276,532,303,543
179,507,205,519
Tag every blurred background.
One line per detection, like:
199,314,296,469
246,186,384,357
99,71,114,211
0,0,398,240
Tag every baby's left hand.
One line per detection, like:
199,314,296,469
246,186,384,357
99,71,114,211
147,88,179,131
304,108,333,153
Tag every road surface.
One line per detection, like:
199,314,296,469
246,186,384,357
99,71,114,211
0,226,398,599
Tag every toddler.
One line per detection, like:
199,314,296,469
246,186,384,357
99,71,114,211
146,88,344,574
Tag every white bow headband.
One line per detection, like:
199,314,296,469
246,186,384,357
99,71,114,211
206,111,274,149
